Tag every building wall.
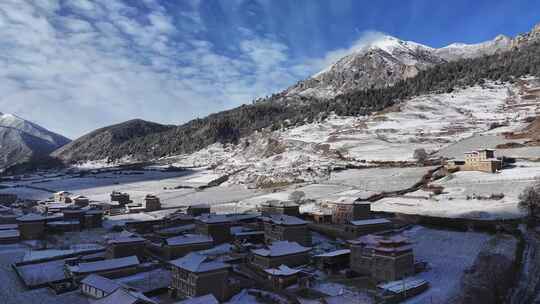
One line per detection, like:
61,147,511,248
171,267,229,302
251,252,310,269
18,221,45,240
371,252,414,282
81,284,107,299
105,242,146,259
344,223,391,239
196,222,231,244
350,245,373,275
264,223,311,246
260,206,300,217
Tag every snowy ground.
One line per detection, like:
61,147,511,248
402,226,493,303
371,161,540,219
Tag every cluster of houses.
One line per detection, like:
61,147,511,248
2,187,430,304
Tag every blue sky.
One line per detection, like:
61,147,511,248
0,0,538,138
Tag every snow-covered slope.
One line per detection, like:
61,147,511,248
0,112,70,169
166,79,540,188
434,34,513,61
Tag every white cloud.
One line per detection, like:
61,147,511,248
0,0,379,139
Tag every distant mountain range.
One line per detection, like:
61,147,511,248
0,113,70,170
4,23,540,170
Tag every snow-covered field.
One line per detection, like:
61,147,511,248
402,226,493,303
372,162,540,219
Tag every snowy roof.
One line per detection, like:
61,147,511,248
196,213,231,224
47,220,80,226
314,249,350,258
107,236,146,245
377,279,428,294
0,229,19,239
157,224,195,234
264,265,301,276
93,288,157,304
174,294,219,304
81,274,121,294
348,234,384,246
71,255,140,274
115,268,172,294
17,213,46,222
189,204,210,209
165,234,213,246
170,252,230,273
261,214,307,226
0,223,18,230
261,200,299,207
349,218,391,226
251,241,311,257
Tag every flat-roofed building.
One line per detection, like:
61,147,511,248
264,265,301,290
17,213,46,240
72,195,90,207
170,252,230,302
251,241,311,269
446,149,503,173
110,191,131,205
349,234,415,283
67,255,140,280
148,234,214,260
105,236,147,259
344,218,392,239
186,204,211,217
262,214,311,246
260,200,300,217
195,214,232,244
144,194,161,212
80,274,122,299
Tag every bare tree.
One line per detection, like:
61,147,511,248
413,148,429,164
519,178,540,223
288,190,306,203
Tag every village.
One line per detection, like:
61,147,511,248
0,148,525,304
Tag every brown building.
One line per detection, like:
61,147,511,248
264,265,301,290
144,194,161,212
344,218,392,239
84,210,104,228
170,252,230,302
148,234,214,260
0,193,17,205
327,198,372,224
17,213,46,240
195,214,232,244
67,255,140,280
313,249,351,273
105,236,147,259
111,191,131,205
251,241,311,269
446,149,503,173
187,204,211,217
72,195,90,207
262,214,311,247
260,201,300,217
349,234,415,283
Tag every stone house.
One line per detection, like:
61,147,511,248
195,214,232,244
144,194,161,212
67,255,140,281
328,198,372,224
16,213,46,240
313,249,351,273
72,195,90,207
80,274,122,299
105,236,147,259
446,149,503,173
262,214,311,247
260,201,300,217
148,234,214,260
110,191,132,205
250,241,311,269
169,252,230,302
264,265,301,290
187,204,211,217
349,234,415,283
344,218,392,239
0,193,17,205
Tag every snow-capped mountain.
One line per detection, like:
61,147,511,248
434,34,512,61
0,112,70,170
285,35,444,99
